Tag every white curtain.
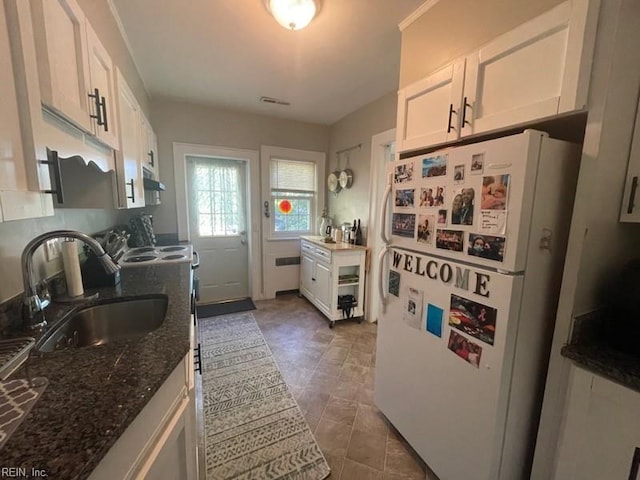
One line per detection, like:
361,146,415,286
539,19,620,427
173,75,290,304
187,156,246,237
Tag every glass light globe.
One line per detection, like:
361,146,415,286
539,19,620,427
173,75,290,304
269,0,318,30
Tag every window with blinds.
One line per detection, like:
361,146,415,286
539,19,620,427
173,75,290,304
270,158,316,235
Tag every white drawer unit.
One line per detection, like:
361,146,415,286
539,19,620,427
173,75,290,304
299,236,367,328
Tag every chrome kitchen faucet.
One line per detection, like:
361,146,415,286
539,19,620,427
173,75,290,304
21,230,120,329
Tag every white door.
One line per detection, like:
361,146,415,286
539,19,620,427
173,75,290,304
187,156,249,304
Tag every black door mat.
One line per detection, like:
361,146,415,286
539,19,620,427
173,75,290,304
197,298,256,318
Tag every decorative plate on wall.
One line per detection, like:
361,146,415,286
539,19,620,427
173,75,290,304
328,171,342,193
338,169,353,189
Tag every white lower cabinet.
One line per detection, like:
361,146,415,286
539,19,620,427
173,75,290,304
299,237,367,327
89,324,198,480
553,365,640,480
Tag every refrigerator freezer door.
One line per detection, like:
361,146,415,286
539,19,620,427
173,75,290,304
390,130,577,272
375,248,525,480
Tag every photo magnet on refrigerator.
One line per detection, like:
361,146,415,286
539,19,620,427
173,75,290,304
388,270,400,297
392,213,416,238
426,304,443,338
447,330,482,368
448,294,497,346
403,287,424,331
421,154,447,178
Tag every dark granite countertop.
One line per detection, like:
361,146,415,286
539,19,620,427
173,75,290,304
0,261,193,479
561,344,640,393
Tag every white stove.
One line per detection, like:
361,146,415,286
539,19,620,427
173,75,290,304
118,244,193,267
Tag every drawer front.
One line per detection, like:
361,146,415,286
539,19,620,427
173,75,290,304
314,247,331,264
301,240,315,255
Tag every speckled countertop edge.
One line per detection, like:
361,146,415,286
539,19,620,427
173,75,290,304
0,261,192,479
561,344,640,394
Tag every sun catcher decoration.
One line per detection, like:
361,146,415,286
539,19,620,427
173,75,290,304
278,199,292,214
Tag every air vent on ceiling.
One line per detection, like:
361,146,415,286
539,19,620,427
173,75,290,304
260,96,291,106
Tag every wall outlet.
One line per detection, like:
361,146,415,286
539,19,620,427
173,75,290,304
45,239,61,262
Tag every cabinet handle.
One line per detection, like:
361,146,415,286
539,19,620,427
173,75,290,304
461,96,471,127
100,96,109,132
447,103,456,133
126,179,135,203
148,150,154,167
40,148,64,204
88,88,103,126
628,176,638,214
194,343,202,374
312,277,316,281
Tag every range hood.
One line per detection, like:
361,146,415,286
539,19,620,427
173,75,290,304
143,177,166,191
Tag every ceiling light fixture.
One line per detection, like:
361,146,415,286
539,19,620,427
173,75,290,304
265,0,320,31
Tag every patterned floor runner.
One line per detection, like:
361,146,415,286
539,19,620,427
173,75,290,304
200,313,330,480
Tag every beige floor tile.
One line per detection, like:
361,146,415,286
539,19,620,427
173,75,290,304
315,360,345,377
308,371,341,394
340,364,370,384
323,453,345,479
314,418,352,457
354,404,389,437
304,411,321,432
356,384,376,406
299,389,330,418
322,397,358,426
345,350,373,367
312,331,335,344
346,428,387,470
340,459,383,480
385,435,426,479
331,378,360,401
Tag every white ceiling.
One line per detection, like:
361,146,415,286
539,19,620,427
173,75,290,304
110,0,425,125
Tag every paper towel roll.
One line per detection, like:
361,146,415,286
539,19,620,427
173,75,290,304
62,239,84,297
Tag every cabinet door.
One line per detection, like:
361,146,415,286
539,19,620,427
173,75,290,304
86,23,118,149
300,254,314,296
0,0,53,222
462,0,594,137
620,92,640,222
141,115,158,175
114,69,145,209
396,60,464,152
315,261,332,312
30,0,92,133
555,367,640,480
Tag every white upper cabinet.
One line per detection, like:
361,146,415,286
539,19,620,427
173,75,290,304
31,0,118,150
396,0,598,153
85,22,118,149
0,0,54,222
30,0,92,133
141,114,158,176
396,60,465,152
620,92,640,222
462,0,595,137
114,69,145,209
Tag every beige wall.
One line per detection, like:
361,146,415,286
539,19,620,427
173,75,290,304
399,0,564,88
327,91,398,239
149,97,330,235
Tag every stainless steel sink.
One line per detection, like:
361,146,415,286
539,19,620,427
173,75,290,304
36,295,168,352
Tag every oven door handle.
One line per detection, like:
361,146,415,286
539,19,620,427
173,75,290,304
191,251,200,270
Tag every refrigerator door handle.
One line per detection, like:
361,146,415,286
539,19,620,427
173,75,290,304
379,173,392,245
378,246,389,312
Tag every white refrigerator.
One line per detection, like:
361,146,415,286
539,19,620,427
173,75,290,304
374,130,580,480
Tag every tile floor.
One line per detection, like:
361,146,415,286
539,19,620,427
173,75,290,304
251,294,439,480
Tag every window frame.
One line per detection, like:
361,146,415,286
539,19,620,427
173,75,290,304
261,146,326,241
